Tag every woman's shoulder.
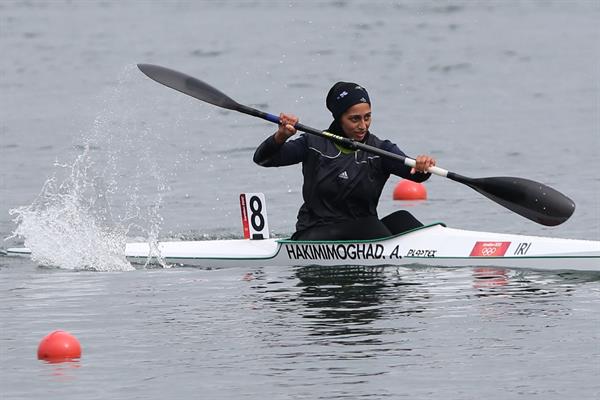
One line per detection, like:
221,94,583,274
286,133,332,152
303,133,335,147
302,133,345,158
366,132,406,156
366,132,396,148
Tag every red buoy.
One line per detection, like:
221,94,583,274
393,179,427,200
37,330,82,362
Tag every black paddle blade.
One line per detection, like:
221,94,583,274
449,174,575,226
137,64,240,110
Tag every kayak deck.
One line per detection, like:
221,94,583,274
127,237,281,260
125,223,599,271
5,223,600,272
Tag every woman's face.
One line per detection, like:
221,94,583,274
339,103,371,141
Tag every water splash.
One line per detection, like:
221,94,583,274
10,147,132,271
8,65,173,271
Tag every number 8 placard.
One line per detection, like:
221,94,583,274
239,193,270,240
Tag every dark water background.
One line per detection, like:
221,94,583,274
1,1,599,399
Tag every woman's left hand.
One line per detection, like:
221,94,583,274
411,155,436,174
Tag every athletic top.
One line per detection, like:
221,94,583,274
253,132,430,233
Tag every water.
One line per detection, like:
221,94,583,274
1,1,599,399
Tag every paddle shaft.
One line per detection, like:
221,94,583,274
236,103,450,177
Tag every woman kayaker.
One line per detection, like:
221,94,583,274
253,81,436,240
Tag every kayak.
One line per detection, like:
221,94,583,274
5,223,599,272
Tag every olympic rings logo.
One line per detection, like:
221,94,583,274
481,247,498,256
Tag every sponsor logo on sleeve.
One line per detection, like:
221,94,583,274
470,241,511,257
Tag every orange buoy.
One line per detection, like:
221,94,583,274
393,179,427,200
37,330,82,362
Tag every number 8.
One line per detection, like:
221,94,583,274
249,195,265,231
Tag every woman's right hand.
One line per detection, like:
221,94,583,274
274,113,299,144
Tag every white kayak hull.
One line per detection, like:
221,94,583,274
79,223,600,271
6,223,600,272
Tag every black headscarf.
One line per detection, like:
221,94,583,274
326,82,371,119
325,81,371,136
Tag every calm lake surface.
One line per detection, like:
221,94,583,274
1,1,599,399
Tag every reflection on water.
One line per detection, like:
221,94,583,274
295,265,386,285
250,265,600,346
40,359,81,383
242,263,600,399
472,267,600,298
249,266,431,342
472,267,510,289
296,266,390,339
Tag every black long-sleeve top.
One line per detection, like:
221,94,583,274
253,132,430,233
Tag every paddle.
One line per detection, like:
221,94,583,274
137,63,576,226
